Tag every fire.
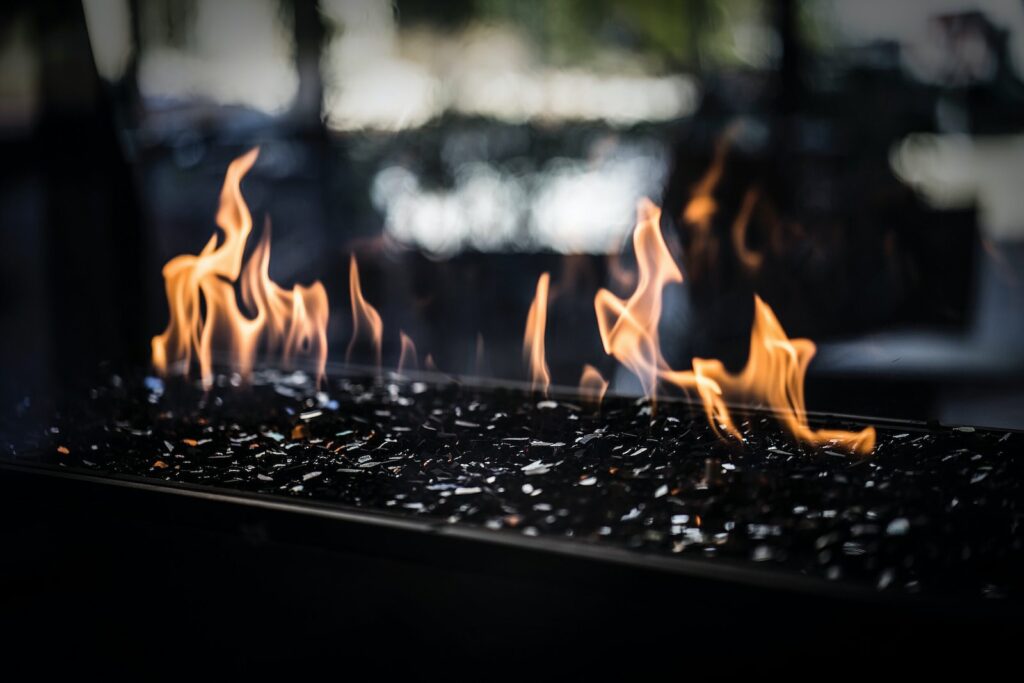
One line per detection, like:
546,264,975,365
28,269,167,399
594,199,682,401
150,142,874,457
682,125,732,231
684,122,742,226
398,330,418,373
688,297,876,455
594,197,875,455
579,364,609,406
151,149,330,387
680,123,747,281
523,272,551,395
346,255,383,370
241,223,330,383
730,188,764,273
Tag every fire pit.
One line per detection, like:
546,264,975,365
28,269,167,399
2,142,1021,674
7,3,1024,674
4,365,1021,602
6,148,1020,606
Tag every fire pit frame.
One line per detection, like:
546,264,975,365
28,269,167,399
3,367,1021,673
1,450,1018,674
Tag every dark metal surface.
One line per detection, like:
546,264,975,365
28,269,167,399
1,458,1017,675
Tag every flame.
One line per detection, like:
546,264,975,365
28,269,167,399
241,222,329,382
594,199,682,400
578,364,609,406
686,296,876,455
398,330,418,373
679,124,745,281
151,149,329,387
731,187,764,273
346,255,383,370
523,272,551,395
683,125,734,228
594,196,874,455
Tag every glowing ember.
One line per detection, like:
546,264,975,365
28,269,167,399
523,272,551,395
346,255,383,371
151,149,330,387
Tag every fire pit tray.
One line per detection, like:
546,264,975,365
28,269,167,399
3,369,1022,605
0,452,1018,675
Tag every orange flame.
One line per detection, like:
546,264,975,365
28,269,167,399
594,199,682,401
241,222,329,382
686,296,876,455
398,330,418,373
679,124,745,281
346,255,383,370
523,272,551,395
579,364,609,406
731,187,764,273
683,124,736,229
151,149,329,387
594,196,874,455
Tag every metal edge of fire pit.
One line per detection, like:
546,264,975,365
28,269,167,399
0,456,1016,620
205,357,1005,435
328,362,983,434
4,363,1020,651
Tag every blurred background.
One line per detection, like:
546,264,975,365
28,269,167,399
1,0,1022,427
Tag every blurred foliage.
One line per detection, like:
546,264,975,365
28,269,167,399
794,0,841,57
397,0,769,70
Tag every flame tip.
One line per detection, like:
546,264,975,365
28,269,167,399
398,330,419,373
579,364,609,406
524,272,552,395
347,254,383,371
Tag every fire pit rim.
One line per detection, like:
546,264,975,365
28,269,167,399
3,457,1017,617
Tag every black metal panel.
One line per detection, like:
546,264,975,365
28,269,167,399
1,462,1016,676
